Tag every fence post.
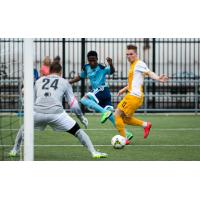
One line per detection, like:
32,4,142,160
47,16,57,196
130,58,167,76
81,38,86,112
144,80,147,114
62,38,66,78
195,80,198,114
152,38,156,109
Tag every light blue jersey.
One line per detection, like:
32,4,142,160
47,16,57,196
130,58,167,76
80,64,111,90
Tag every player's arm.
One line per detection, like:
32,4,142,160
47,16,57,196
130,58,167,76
106,57,115,74
147,71,169,83
136,63,169,83
69,75,81,84
117,86,128,96
64,81,88,128
69,65,87,84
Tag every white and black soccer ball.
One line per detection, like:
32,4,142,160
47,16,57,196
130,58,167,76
111,135,126,149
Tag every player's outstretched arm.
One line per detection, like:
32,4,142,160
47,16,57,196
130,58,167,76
64,81,88,128
148,71,169,83
71,101,88,129
69,75,81,84
117,86,128,96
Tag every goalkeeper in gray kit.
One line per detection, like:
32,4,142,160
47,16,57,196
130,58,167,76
9,60,107,159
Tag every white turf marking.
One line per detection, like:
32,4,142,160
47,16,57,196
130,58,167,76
1,128,200,131
1,144,200,147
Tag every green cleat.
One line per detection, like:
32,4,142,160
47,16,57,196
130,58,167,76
92,151,108,159
101,111,112,124
125,130,133,141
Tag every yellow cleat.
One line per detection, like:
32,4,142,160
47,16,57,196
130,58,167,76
92,152,108,159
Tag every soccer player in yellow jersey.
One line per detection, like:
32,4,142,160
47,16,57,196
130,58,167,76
102,44,168,144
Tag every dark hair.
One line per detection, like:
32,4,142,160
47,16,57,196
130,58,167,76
127,44,137,53
87,51,98,59
53,55,61,62
50,61,62,74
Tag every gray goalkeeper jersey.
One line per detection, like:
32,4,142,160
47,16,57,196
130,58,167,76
34,74,77,114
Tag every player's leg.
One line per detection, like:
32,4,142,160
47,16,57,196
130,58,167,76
8,112,47,157
100,87,118,125
102,106,133,140
100,89,133,140
49,112,107,158
96,87,115,127
103,105,115,126
68,123,107,158
91,87,115,125
122,96,152,139
124,117,152,139
113,95,131,144
123,116,145,127
80,92,113,129
103,109,134,141
114,95,139,144
114,108,126,137
81,88,112,122
8,125,24,156
80,92,105,113
114,108,131,145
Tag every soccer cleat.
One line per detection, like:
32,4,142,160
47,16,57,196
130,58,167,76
92,151,108,159
101,111,112,124
8,149,18,157
125,139,131,145
144,122,152,139
125,130,133,141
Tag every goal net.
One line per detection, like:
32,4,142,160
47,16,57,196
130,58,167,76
0,38,34,161
0,39,24,160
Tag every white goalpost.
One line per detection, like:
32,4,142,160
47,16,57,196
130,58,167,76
23,39,34,161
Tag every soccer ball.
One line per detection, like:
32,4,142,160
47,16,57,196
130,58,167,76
111,135,126,149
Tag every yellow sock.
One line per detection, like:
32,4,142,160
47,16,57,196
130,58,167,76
115,116,126,137
123,117,144,127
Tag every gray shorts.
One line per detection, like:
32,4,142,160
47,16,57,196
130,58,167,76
34,111,76,132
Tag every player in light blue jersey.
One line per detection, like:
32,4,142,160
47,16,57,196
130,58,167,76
70,51,133,140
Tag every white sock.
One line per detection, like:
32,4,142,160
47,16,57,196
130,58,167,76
142,122,147,128
12,125,24,152
75,129,96,155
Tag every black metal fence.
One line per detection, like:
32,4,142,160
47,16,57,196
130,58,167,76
0,38,200,113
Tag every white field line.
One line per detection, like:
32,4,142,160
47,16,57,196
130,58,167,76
1,128,200,132
1,113,200,116
1,144,200,147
